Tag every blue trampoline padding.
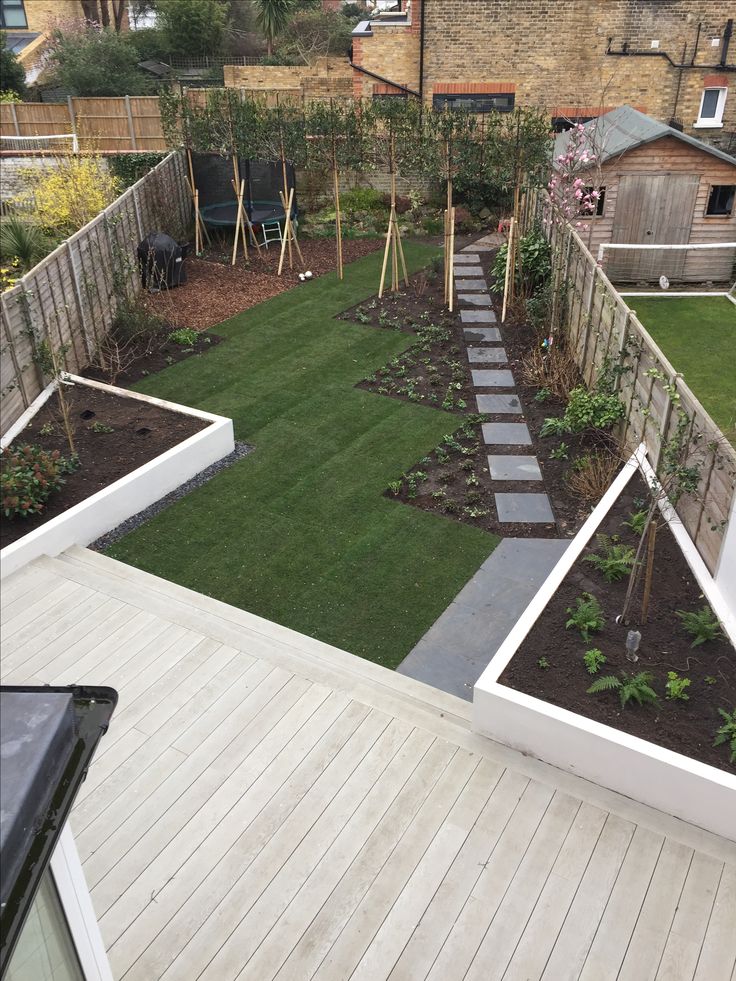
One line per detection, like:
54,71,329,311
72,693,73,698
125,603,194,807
200,200,296,228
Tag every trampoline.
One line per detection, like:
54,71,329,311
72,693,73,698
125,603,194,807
191,153,297,234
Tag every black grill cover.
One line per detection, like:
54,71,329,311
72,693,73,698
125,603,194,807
137,232,189,290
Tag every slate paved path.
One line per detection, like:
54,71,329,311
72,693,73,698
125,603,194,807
398,247,567,697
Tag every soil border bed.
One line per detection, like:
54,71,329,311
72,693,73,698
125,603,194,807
473,447,736,840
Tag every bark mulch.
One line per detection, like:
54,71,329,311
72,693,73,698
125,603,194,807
146,237,383,331
1,385,207,550
501,470,736,772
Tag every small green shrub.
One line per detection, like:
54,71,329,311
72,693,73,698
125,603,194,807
387,480,403,496
1,444,75,519
588,671,659,709
341,187,385,214
537,657,550,669
676,606,724,647
665,672,691,701
584,535,635,582
549,442,569,461
90,421,114,434
565,593,604,641
168,327,199,346
583,648,606,674
534,387,552,403
623,509,648,535
713,708,736,763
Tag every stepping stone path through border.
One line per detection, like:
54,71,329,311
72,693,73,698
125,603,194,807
452,251,555,526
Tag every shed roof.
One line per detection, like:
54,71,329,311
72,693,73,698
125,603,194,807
553,105,736,168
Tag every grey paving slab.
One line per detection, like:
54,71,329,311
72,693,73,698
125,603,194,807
455,279,488,291
496,492,555,523
453,265,484,277
488,455,543,481
461,309,497,324
471,369,515,388
463,244,495,252
397,537,569,699
458,293,492,306
454,253,480,263
482,422,532,445
463,326,501,343
467,346,507,364
476,393,523,414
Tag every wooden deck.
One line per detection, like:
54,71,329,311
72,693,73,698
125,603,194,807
2,547,735,981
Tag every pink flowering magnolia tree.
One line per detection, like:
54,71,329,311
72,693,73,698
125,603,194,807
548,122,603,241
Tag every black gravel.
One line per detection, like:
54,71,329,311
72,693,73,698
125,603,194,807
90,441,253,551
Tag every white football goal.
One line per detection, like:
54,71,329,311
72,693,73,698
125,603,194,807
597,241,736,297
0,133,79,153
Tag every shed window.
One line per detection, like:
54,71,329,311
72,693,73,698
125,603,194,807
706,184,735,217
432,93,515,113
0,0,27,28
695,87,727,127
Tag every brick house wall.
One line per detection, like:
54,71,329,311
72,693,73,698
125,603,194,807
350,0,735,147
224,58,353,102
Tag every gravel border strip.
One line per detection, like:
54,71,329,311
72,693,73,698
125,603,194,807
90,441,253,552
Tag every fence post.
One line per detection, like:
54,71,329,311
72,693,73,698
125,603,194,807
124,95,138,151
67,97,78,151
132,186,144,240
10,103,20,136
66,241,93,361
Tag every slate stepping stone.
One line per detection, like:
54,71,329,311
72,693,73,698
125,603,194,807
453,266,484,277
495,492,554,523
482,422,532,445
467,347,507,364
461,310,497,323
488,455,543,481
454,253,480,263
477,393,522,413
459,293,492,306
464,244,495,251
463,327,501,343
472,369,515,387
455,279,488,291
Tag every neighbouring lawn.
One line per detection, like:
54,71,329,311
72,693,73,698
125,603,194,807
632,296,736,441
107,243,499,669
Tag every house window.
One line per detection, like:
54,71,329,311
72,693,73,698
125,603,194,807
580,186,606,217
432,93,515,113
372,92,407,101
6,869,84,981
0,0,27,28
706,184,735,216
695,87,727,127
552,116,597,133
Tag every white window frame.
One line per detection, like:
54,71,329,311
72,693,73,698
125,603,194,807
694,86,727,128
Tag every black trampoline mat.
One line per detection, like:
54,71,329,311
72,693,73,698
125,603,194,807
200,201,292,228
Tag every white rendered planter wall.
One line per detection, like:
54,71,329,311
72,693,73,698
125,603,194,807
473,447,736,841
1,375,234,580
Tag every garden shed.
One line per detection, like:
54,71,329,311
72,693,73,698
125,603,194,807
554,106,736,283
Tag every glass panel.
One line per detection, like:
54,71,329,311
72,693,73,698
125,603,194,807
700,89,720,118
6,870,84,981
1,0,28,29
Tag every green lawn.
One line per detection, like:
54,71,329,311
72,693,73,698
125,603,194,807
107,243,498,669
632,296,736,440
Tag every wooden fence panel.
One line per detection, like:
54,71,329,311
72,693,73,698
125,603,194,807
0,103,72,138
0,152,190,437
527,190,736,577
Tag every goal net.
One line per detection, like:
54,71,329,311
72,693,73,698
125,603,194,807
597,241,736,295
0,134,79,153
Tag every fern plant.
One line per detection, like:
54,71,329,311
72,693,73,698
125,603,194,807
565,593,604,641
588,671,659,709
622,509,648,535
713,708,736,764
583,536,635,582
676,606,724,647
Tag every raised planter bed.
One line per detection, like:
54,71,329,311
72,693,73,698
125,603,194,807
1,375,234,578
473,447,736,839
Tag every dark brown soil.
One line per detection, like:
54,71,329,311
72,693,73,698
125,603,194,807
501,470,736,772
146,236,384,331
340,248,612,539
1,385,207,549
84,331,224,387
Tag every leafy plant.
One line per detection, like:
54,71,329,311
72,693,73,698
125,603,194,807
565,592,604,641
713,708,736,763
26,155,121,235
168,327,199,346
537,657,550,670
676,606,724,647
665,671,691,701
90,421,114,434
0,218,53,273
1,444,75,519
534,387,551,403
588,671,659,709
583,648,606,674
705,676,717,686
540,416,569,437
39,423,55,437
549,442,569,461
583,536,635,582
387,480,403,496
623,509,648,535
544,386,624,437
48,25,151,97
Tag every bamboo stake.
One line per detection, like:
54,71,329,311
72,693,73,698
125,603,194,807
334,166,343,280
186,148,210,248
501,217,514,323
448,206,455,313
277,187,304,275
230,178,248,266
378,214,393,299
395,215,409,287
194,188,201,255
640,519,658,622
